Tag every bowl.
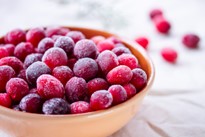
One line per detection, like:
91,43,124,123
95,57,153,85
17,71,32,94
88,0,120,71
0,26,155,137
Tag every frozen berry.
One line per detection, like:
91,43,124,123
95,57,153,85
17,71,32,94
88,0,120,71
97,40,115,52
65,77,88,103
96,50,119,74
87,78,109,96
19,93,42,113
3,44,15,56
46,27,70,37
6,78,29,102
0,47,9,59
182,34,200,49
150,9,163,20
73,58,98,80
91,36,106,45
112,47,131,56
118,54,138,69
26,61,51,85
24,53,43,68
70,101,91,114
154,16,171,34
123,83,137,99
29,88,37,94
26,28,46,47
14,42,35,61
130,68,147,90
107,65,133,84
0,93,12,108
37,38,54,53
161,47,178,63
67,58,77,70
54,36,74,55
135,37,149,50
42,47,68,70
66,31,85,43
4,29,26,45
107,36,122,44
90,90,113,110
17,69,27,81
42,98,70,115
108,85,127,105
74,39,97,59
52,66,73,86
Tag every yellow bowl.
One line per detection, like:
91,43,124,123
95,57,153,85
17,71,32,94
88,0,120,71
0,27,155,137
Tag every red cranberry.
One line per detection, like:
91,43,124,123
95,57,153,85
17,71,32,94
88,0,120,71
0,37,5,44
154,16,171,34
150,9,163,20
182,34,200,49
130,68,147,90
17,69,27,82
90,90,113,110
3,44,15,56
4,29,26,45
123,83,137,99
24,53,43,68
97,40,115,52
37,38,54,53
108,85,127,105
107,36,122,44
112,47,131,56
0,93,12,108
161,47,178,63
66,31,85,43
70,101,91,114
67,58,77,70
54,36,74,55
26,28,46,47
46,27,70,37
29,88,37,94
91,36,106,45
135,37,149,50
118,54,138,69
0,47,9,59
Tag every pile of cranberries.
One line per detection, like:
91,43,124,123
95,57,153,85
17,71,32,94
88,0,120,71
0,27,148,115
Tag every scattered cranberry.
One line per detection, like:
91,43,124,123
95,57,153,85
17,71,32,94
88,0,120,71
123,83,137,99
24,53,43,68
70,101,91,114
46,26,70,37
108,85,127,105
0,47,9,59
91,36,106,45
161,47,178,63
130,68,147,90
37,38,54,53
26,28,46,47
182,34,200,49
154,16,171,34
107,36,122,44
54,36,74,55
97,40,115,52
150,9,163,20
112,47,131,56
66,31,85,43
4,29,26,45
0,93,12,108
67,58,77,70
118,54,138,69
3,44,15,56
135,37,149,50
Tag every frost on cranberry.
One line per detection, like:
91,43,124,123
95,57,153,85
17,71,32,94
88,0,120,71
87,78,109,96
3,44,15,56
4,29,26,45
118,54,138,69
67,58,77,70
91,36,106,45
24,53,43,68
112,47,131,56
52,66,73,86
0,47,9,59
135,37,149,50
74,39,98,59
97,40,115,52
46,26,70,37
154,16,171,34
19,93,43,113
37,38,54,53
26,28,46,47
42,98,70,115
37,74,64,99
70,101,91,114
26,61,51,85
182,34,200,49
54,36,74,55
106,65,133,85
0,93,12,108
96,50,119,74
161,47,178,63
123,83,137,99
149,9,163,20
130,68,147,90
6,78,29,102
65,77,88,103
66,31,85,43
90,90,113,110
73,58,98,80
42,47,68,70
108,85,127,105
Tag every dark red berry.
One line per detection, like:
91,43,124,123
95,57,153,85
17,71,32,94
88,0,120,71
118,54,138,69
46,27,70,37
123,83,137,99
26,28,46,47
37,38,54,53
91,36,105,45
112,47,131,56
150,9,163,20
0,47,9,59
0,93,12,108
17,69,27,81
67,58,77,70
135,37,149,50
70,101,91,114
54,36,74,55
154,16,171,34
161,47,178,63
66,31,85,43
3,44,15,56
24,53,43,68
182,34,200,49
130,68,147,90
97,40,115,52
4,29,26,45
108,85,127,105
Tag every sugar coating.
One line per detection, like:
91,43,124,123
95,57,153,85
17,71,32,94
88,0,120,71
4,29,26,45
26,28,46,47
97,40,115,52
66,31,85,43
0,47,9,59
112,47,131,56
54,36,74,55
0,93,12,108
46,27,70,37
0,57,23,73
70,101,91,114
108,85,127,105
37,38,54,53
130,68,147,90
24,53,43,68
118,54,138,69
123,83,137,99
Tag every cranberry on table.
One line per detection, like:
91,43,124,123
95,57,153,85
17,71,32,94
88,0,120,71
0,93,12,108
130,68,147,90
70,101,91,114
118,54,138,69
154,16,171,34
3,44,15,56
54,36,74,55
46,26,70,37
66,31,85,43
123,83,137,99
108,85,127,105
42,98,70,115
90,90,113,110
0,47,9,59
161,47,178,63
37,37,54,53
135,37,149,50
112,46,131,56
97,40,115,52
4,29,26,45
182,34,200,49
26,28,46,47
91,36,106,45
67,58,77,70
149,9,163,20
24,53,43,68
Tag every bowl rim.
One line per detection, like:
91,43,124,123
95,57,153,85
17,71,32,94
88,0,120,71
0,26,155,120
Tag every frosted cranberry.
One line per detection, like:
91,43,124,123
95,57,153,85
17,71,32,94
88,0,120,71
182,34,200,49
0,65,15,92
52,66,73,86
90,90,113,110
0,47,9,59
42,98,70,115
0,93,12,108
12,105,21,111
70,101,91,114
161,47,178,63
37,74,64,99
0,57,23,73
118,54,138,69
107,65,133,85
46,27,70,37
26,61,51,85
135,37,149,50
96,50,119,74
87,78,109,96
4,29,26,45
54,36,74,55
42,47,68,70
108,85,127,105
150,9,163,19
91,36,106,45
66,31,85,43
19,93,42,113
24,53,43,68
17,69,27,81
112,47,131,56
97,40,115,52
65,77,88,103
107,36,122,44
29,88,37,94
130,68,147,90
123,83,137,99
37,38,54,53
6,78,29,102
67,58,77,70
3,44,15,56
74,39,97,59
73,58,98,80
26,28,46,47
154,16,171,34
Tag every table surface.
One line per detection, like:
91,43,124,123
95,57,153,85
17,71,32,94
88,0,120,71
1,0,205,137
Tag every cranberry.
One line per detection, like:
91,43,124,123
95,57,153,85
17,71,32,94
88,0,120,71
3,44,15,56
73,58,98,80
4,29,26,45
135,37,149,50
97,40,115,52
0,37,5,44
29,88,37,94
67,58,77,70
154,16,171,34
118,54,138,69
26,28,46,47
46,27,70,37
19,93,42,113
123,83,137,99
54,36,74,55
161,47,178,63
42,98,70,115
37,74,64,99
182,34,200,49
112,47,131,56
65,77,88,103
0,93,12,108
90,90,113,110
150,9,163,20
37,38,54,53
42,47,68,70
52,66,73,86
6,78,29,102
17,69,27,81
107,36,122,44
0,47,9,59
24,53,43,68
130,68,147,90
108,85,127,105
70,101,91,114
66,31,85,43
91,36,106,45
